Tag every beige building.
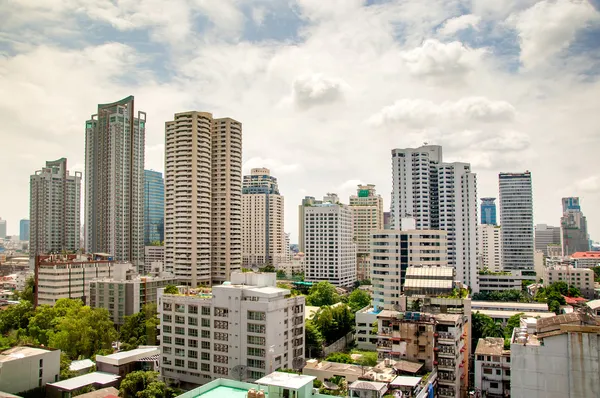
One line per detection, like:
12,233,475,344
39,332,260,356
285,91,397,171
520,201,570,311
144,245,164,274
242,168,285,267
0,347,61,394
479,224,502,272
543,264,594,298
349,184,383,281
164,112,242,286
474,338,510,398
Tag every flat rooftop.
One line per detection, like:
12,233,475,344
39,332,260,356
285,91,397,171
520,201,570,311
304,360,364,376
390,375,423,388
475,309,556,319
96,346,159,365
433,313,462,323
48,372,120,391
475,337,506,356
255,372,316,390
471,301,549,311
0,346,52,362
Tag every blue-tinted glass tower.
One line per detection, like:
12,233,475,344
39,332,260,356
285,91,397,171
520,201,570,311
19,219,30,241
481,197,497,225
144,170,164,245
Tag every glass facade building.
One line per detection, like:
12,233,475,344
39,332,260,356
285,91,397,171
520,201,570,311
144,170,164,245
19,219,30,241
480,197,497,225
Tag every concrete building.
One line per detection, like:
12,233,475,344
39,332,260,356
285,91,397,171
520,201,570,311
46,372,120,398
561,197,590,256
0,218,6,239
542,264,594,299
19,219,30,241
391,146,479,289
144,170,164,245
474,338,510,398
371,228,448,310
242,168,285,267
355,307,380,350
89,264,181,324
34,254,116,306
85,96,145,270
510,311,600,398
477,270,534,293
480,197,497,225
383,212,391,230
30,158,81,257
96,346,160,378
571,251,600,268
275,252,305,276
479,224,502,273
144,245,165,274
349,184,384,281
164,111,242,286
0,346,60,394
534,224,561,257
158,272,305,387
298,196,324,253
403,266,455,297
499,171,534,271
303,196,356,287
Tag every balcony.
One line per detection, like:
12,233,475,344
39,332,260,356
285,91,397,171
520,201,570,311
376,340,392,350
438,388,455,398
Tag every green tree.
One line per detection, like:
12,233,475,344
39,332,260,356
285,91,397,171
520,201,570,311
16,276,35,302
59,352,79,380
313,305,354,344
259,265,276,272
504,313,524,338
325,352,353,364
120,304,160,351
347,289,370,312
568,285,581,297
305,319,324,357
276,270,287,279
306,282,340,306
0,300,34,334
163,285,179,294
482,320,505,338
119,371,178,398
352,350,378,367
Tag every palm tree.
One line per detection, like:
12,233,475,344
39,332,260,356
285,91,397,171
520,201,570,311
482,319,505,338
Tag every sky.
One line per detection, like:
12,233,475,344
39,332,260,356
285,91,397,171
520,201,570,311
1,0,599,243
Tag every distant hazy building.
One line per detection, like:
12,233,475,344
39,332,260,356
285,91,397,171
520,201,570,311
499,172,534,270
479,224,502,272
144,170,164,245
0,218,6,239
543,264,594,299
534,224,561,257
349,184,383,281
242,168,285,267
164,111,242,286
561,197,590,256
30,158,81,256
383,212,391,229
19,219,30,241
480,197,497,225
145,245,165,274
85,96,145,269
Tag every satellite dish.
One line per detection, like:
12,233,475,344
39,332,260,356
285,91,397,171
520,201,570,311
231,365,248,381
292,357,307,371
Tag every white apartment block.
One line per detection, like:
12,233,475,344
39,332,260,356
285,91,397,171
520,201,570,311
303,199,356,287
145,245,165,274
242,168,285,267
85,96,145,269
543,264,594,299
0,347,60,394
30,158,81,257
349,184,383,281
164,112,242,286
479,224,502,272
34,254,116,306
158,272,305,387
474,338,511,398
275,253,305,276
499,172,534,271
371,229,448,310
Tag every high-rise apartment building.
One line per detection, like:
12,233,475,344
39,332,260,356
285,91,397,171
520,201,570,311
479,224,502,272
303,196,356,287
480,197,497,225
164,112,242,286
144,170,164,245
85,96,145,268
0,218,6,239
19,219,30,241
534,224,561,257
349,184,383,281
298,196,323,253
242,168,285,267
561,197,590,256
391,145,479,288
499,172,534,270
30,158,81,256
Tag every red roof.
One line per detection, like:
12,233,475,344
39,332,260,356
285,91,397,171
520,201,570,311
571,252,600,259
563,296,587,305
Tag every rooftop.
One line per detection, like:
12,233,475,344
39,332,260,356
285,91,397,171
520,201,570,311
536,311,599,332
69,358,95,372
304,360,364,376
74,387,119,398
0,346,52,362
474,309,556,320
571,252,600,259
433,313,462,323
586,299,600,310
475,337,506,356
471,301,549,311
349,380,388,392
96,346,159,366
390,375,423,388
255,372,316,390
47,372,120,392
406,267,454,278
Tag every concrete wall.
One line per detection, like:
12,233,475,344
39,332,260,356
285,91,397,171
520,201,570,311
0,349,60,394
323,332,354,357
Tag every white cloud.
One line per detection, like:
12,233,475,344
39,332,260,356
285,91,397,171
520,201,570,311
291,74,348,110
574,176,600,193
243,157,302,176
508,0,600,68
438,14,482,36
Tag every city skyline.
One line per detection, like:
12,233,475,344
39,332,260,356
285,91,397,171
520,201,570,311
1,1,599,244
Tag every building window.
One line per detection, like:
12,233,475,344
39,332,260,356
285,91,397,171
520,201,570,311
189,317,198,326
214,366,228,376
175,338,185,346
490,382,499,389
247,359,265,369
483,368,492,375
175,359,184,367
248,311,266,321
163,314,172,323
188,361,198,370
496,369,501,375
201,341,210,350
163,336,172,344
163,325,172,334
201,307,210,315
188,305,198,314
188,340,198,348
188,350,198,359
248,347,265,357
201,363,210,372
201,352,210,361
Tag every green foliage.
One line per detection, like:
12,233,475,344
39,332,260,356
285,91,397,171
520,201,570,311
351,350,378,367
120,371,179,398
0,300,34,334
410,299,422,312
15,276,35,302
306,282,340,307
149,241,163,246
313,379,323,388
259,265,276,273
504,313,524,338
119,304,159,351
533,282,571,314
371,321,378,335
313,305,354,344
359,279,372,285
305,319,324,357
347,289,371,312
163,285,179,294
471,289,531,302
439,288,469,299
471,312,504,347
276,270,287,278
277,368,300,374
60,353,79,380
325,352,353,364
241,268,252,273
592,267,600,282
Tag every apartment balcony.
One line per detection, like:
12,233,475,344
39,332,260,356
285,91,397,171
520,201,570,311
435,358,455,371
434,346,456,358
376,340,392,350
435,332,455,343
438,387,456,398
438,371,455,383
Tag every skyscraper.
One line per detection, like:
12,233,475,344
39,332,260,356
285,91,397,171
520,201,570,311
534,224,561,256
499,171,533,270
391,145,479,289
19,219,30,241
561,197,590,255
30,158,81,256
479,224,502,272
85,96,145,267
164,111,242,286
242,167,285,266
144,170,164,245
0,218,7,239
298,196,324,253
480,197,497,225
349,184,383,280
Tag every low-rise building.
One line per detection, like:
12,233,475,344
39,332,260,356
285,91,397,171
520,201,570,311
477,270,534,293
355,306,380,350
275,252,305,276
474,338,510,398
144,245,165,274
0,347,60,394
96,346,160,378
46,372,120,398
571,251,600,268
159,272,305,388
543,264,594,299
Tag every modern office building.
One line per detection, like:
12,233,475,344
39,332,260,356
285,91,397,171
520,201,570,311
158,272,305,387
474,338,511,398
30,158,82,257
349,184,383,281
479,224,502,272
371,228,448,310
144,170,164,245
242,168,285,267
391,145,479,289
0,218,6,239
164,111,242,286
534,224,561,257
85,96,145,269
19,219,30,241
0,347,61,394
480,197,497,225
303,196,356,287
561,197,590,256
499,171,534,271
